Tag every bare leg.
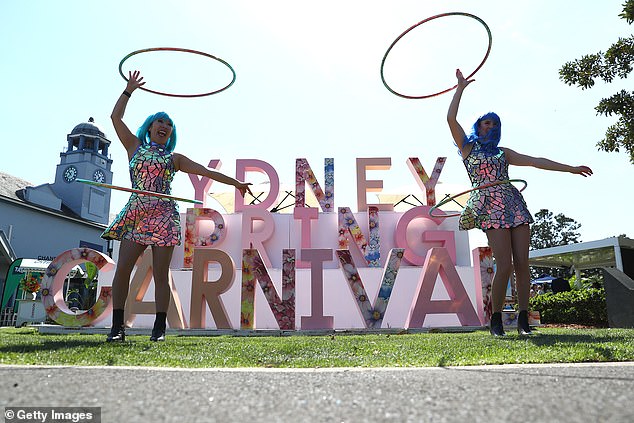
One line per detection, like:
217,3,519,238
485,228,513,313
106,240,146,342
510,224,531,311
111,240,147,309
151,245,175,313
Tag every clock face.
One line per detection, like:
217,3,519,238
93,169,106,183
63,166,78,183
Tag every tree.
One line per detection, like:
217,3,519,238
529,209,583,281
530,209,582,250
559,1,634,163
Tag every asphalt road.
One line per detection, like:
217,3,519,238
2,362,634,423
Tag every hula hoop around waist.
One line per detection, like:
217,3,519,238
429,179,527,218
76,179,203,204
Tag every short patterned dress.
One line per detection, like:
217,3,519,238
458,141,533,231
102,143,181,246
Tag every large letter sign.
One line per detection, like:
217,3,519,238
41,156,502,331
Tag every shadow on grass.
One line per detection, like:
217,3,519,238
0,334,160,354
524,330,633,345
0,338,146,355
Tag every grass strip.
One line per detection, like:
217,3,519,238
2,327,634,368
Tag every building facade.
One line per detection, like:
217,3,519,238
0,118,114,317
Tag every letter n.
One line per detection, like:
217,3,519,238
338,206,380,267
241,249,296,330
295,158,334,212
336,248,404,328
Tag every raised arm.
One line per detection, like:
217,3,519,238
447,69,474,156
173,153,254,197
502,148,593,177
111,70,146,159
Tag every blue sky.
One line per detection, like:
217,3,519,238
1,0,632,247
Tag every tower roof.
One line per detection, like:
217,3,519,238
70,117,105,138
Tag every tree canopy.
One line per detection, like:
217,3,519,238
530,209,582,250
529,209,583,280
559,0,634,163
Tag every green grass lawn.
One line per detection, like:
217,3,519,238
2,327,634,368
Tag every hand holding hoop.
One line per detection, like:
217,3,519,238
456,69,474,90
429,179,527,218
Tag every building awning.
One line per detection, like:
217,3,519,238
529,237,634,272
14,258,83,277
0,230,16,266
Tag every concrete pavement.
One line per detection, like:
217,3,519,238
2,362,634,422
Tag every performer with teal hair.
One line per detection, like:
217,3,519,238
136,111,178,153
103,70,252,342
447,69,593,336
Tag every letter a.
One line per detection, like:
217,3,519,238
406,247,480,328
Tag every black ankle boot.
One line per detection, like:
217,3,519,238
106,309,125,342
517,310,533,335
150,312,166,342
107,326,126,342
490,312,506,337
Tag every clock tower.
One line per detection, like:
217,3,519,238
52,117,113,224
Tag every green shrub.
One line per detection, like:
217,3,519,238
529,288,608,326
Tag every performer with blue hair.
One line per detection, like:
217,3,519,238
103,70,252,342
447,69,592,336
136,111,179,153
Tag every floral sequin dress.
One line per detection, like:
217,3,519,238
459,142,533,231
102,143,181,246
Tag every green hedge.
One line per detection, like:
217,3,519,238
529,288,608,326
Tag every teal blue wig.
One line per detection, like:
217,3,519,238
136,112,177,152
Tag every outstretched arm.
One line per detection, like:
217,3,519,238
447,69,474,155
173,153,254,197
502,148,593,177
111,70,146,159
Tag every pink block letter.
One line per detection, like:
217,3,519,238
406,157,446,206
40,248,114,327
356,158,394,212
241,208,275,268
190,249,235,329
295,158,334,212
293,207,319,269
240,249,296,330
235,159,280,211
183,207,227,268
472,247,494,325
406,247,480,328
300,249,334,329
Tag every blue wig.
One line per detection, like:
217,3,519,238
136,112,177,152
461,112,501,154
